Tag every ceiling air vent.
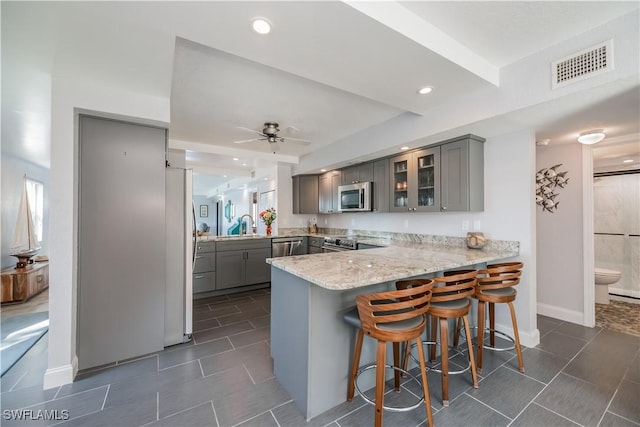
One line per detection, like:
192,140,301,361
552,40,613,89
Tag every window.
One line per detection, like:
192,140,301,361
25,178,44,243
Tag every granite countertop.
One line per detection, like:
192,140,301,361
266,240,519,290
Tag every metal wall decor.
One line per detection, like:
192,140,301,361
536,164,569,213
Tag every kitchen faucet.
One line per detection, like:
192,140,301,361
239,214,255,236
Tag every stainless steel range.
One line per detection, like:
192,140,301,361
322,236,357,252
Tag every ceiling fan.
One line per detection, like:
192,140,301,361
233,122,312,151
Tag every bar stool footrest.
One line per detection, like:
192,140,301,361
407,341,471,375
355,363,425,412
482,328,516,352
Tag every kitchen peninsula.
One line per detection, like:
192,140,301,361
267,237,519,420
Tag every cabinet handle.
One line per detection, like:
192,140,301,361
194,275,207,279
441,206,447,211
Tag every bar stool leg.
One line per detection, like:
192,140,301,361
430,317,438,362
347,329,364,401
462,315,479,388
393,342,401,391
477,300,486,373
439,317,450,406
415,336,434,427
489,302,496,347
374,340,386,427
508,301,525,373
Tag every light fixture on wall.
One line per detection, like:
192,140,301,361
577,129,605,145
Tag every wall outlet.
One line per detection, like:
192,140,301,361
403,219,409,229
473,220,481,231
351,218,355,226
462,220,470,231
324,218,328,225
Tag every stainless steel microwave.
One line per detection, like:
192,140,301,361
338,182,372,212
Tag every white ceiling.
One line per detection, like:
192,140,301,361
2,1,639,192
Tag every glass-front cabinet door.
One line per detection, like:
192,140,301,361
390,153,410,211
389,147,440,212
414,147,440,211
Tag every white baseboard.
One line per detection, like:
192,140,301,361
537,302,585,326
43,355,78,389
492,321,541,348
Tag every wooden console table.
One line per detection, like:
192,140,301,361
1,262,49,304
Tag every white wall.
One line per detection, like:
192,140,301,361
45,76,170,389
317,129,539,347
536,143,586,324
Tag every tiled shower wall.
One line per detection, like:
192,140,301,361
594,173,640,298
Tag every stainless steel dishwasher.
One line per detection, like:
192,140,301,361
271,237,307,257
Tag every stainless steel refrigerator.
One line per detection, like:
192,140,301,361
165,167,194,346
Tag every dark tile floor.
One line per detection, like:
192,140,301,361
1,288,639,427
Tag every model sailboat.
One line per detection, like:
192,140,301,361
10,177,41,268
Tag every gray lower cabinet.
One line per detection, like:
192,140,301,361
194,241,216,294
216,239,271,290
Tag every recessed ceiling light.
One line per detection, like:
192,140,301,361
252,18,272,35
417,86,433,95
320,169,327,172
577,129,605,145
536,139,550,146
400,146,410,151
242,163,247,166
233,157,239,161
623,159,634,163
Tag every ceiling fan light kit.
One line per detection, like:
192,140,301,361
577,129,605,144
233,122,312,151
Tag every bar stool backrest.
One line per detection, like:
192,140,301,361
477,262,523,294
432,269,477,303
356,280,433,342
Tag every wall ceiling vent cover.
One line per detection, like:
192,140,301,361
552,40,613,89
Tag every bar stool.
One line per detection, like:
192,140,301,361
344,281,434,427
400,271,479,407
474,262,525,373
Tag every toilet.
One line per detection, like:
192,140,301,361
594,268,622,304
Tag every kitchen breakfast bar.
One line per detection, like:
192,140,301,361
267,238,519,420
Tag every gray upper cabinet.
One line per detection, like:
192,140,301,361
440,135,485,212
389,147,441,212
292,175,319,214
372,159,390,212
389,134,484,213
341,162,374,185
319,171,341,214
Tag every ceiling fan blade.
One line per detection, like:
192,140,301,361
283,137,312,145
233,138,264,144
236,126,267,137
